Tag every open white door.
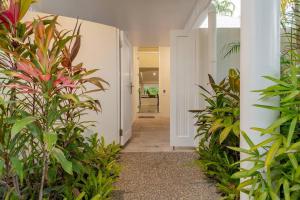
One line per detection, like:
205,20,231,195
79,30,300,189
170,30,200,147
120,31,133,145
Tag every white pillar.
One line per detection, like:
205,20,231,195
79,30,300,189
208,4,217,80
240,0,280,199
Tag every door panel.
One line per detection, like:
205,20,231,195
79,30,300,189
120,31,133,145
170,30,200,147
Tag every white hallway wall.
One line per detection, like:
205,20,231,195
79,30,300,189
24,12,120,144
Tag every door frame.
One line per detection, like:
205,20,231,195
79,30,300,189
120,31,134,145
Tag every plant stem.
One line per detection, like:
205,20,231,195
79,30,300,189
38,151,48,200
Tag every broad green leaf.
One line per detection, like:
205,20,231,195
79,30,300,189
11,116,37,136
257,192,268,200
19,0,35,20
44,132,57,151
290,184,300,191
11,157,24,183
269,191,280,200
265,139,282,168
52,148,73,175
283,179,291,200
209,119,224,133
219,126,232,144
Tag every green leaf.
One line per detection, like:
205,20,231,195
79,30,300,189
281,90,300,103
265,139,282,168
287,117,297,147
19,0,35,20
11,116,37,136
290,184,300,191
44,132,57,151
11,157,24,183
52,148,73,175
75,192,86,200
231,163,264,179
288,154,298,170
258,192,268,200
0,159,4,177
60,94,80,104
263,115,294,133
219,126,232,144
283,179,291,200
237,179,256,190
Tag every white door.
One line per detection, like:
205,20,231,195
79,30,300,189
120,31,133,145
170,30,200,147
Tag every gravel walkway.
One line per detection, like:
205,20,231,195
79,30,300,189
112,152,220,200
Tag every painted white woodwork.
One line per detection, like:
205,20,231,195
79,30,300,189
184,0,212,31
120,31,133,145
240,1,281,199
208,4,217,79
24,12,121,144
216,28,240,82
170,30,200,147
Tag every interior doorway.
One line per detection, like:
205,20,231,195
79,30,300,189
122,46,171,151
138,48,160,114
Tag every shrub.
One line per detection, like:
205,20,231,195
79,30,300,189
0,1,120,199
191,69,240,200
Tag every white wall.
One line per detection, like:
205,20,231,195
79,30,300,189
24,12,120,144
159,47,171,118
216,28,240,82
198,28,240,86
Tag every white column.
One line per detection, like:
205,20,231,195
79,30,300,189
240,0,280,199
208,4,217,80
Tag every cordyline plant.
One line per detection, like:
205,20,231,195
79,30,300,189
0,1,120,199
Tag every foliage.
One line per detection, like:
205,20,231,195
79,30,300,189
230,2,300,199
191,69,240,200
0,1,120,199
213,0,235,17
231,62,300,200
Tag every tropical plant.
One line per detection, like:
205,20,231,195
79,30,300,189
231,62,300,200
213,0,235,17
0,1,120,199
191,69,240,200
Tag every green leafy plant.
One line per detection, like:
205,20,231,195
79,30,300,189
213,0,235,17
231,63,300,199
0,1,120,199
191,69,240,200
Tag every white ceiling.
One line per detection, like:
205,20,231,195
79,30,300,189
33,0,208,46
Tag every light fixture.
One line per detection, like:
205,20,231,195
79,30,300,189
153,72,157,76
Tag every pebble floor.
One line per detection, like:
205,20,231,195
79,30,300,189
112,152,220,200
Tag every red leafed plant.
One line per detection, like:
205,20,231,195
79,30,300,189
0,3,119,200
